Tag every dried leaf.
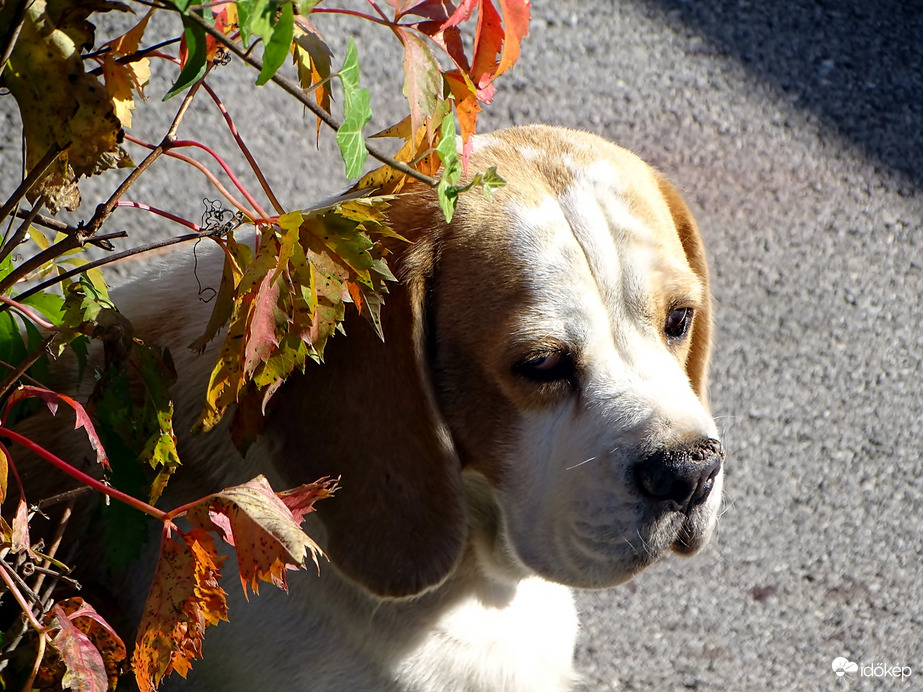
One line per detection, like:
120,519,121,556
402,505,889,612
11,497,30,553
3,0,126,211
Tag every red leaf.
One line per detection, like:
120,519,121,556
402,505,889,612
445,69,481,167
277,477,339,525
3,386,109,470
470,0,504,100
54,598,127,691
49,604,109,692
243,272,281,377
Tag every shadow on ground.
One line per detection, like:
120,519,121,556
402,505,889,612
643,0,923,186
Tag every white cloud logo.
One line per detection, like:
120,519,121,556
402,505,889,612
832,657,859,677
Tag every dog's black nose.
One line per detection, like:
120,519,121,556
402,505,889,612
635,438,724,512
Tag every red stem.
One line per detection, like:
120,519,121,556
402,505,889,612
114,201,202,232
0,428,169,523
201,82,284,215
171,139,270,218
311,8,396,28
124,134,257,218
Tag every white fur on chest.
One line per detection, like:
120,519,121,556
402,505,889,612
393,577,580,692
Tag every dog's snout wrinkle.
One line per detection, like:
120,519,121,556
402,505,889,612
634,438,724,513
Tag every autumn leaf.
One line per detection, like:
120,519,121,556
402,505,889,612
101,10,152,128
3,386,109,469
292,25,334,140
132,528,227,692
48,604,109,692
43,597,127,692
397,28,443,138
0,443,8,506
3,0,128,211
186,475,336,597
194,199,397,438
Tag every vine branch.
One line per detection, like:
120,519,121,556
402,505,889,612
181,9,440,188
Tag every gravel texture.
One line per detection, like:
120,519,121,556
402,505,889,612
1,1,921,690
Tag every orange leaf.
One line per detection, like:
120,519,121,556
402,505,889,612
496,0,530,76
186,475,333,598
470,0,503,101
132,528,227,692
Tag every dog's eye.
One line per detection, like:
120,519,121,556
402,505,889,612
664,307,693,341
514,351,576,384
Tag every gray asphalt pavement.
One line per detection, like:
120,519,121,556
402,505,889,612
2,1,921,690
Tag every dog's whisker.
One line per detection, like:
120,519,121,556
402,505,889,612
566,456,597,471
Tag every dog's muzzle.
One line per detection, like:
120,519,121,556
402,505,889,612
634,438,724,514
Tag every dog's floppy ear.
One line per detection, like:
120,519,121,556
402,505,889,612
657,176,713,408
266,189,467,599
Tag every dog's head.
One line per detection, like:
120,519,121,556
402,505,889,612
269,125,724,597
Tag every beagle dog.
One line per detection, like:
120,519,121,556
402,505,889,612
28,125,725,691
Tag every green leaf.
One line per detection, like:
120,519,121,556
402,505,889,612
21,291,65,326
256,1,294,85
336,39,372,179
237,0,274,49
0,312,27,372
471,165,507,199
436,112,461,221
164,15,208,100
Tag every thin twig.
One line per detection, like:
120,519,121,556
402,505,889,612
20,630,46,692
35,486,93,511
115,201,203,232
202,82,285,214
0,144,63,229
125,133,258,217
13,209,127,249
13,228,225,304
0,334,55,400
0,0,32,81
0,358,44,389
29,497,76,604
84,36,181,74
0,561,44,632
181,10,440,188
0,198,43,263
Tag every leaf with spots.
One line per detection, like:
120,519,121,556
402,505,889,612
186,475,337,597
132,528,227,692
42,597,127,692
